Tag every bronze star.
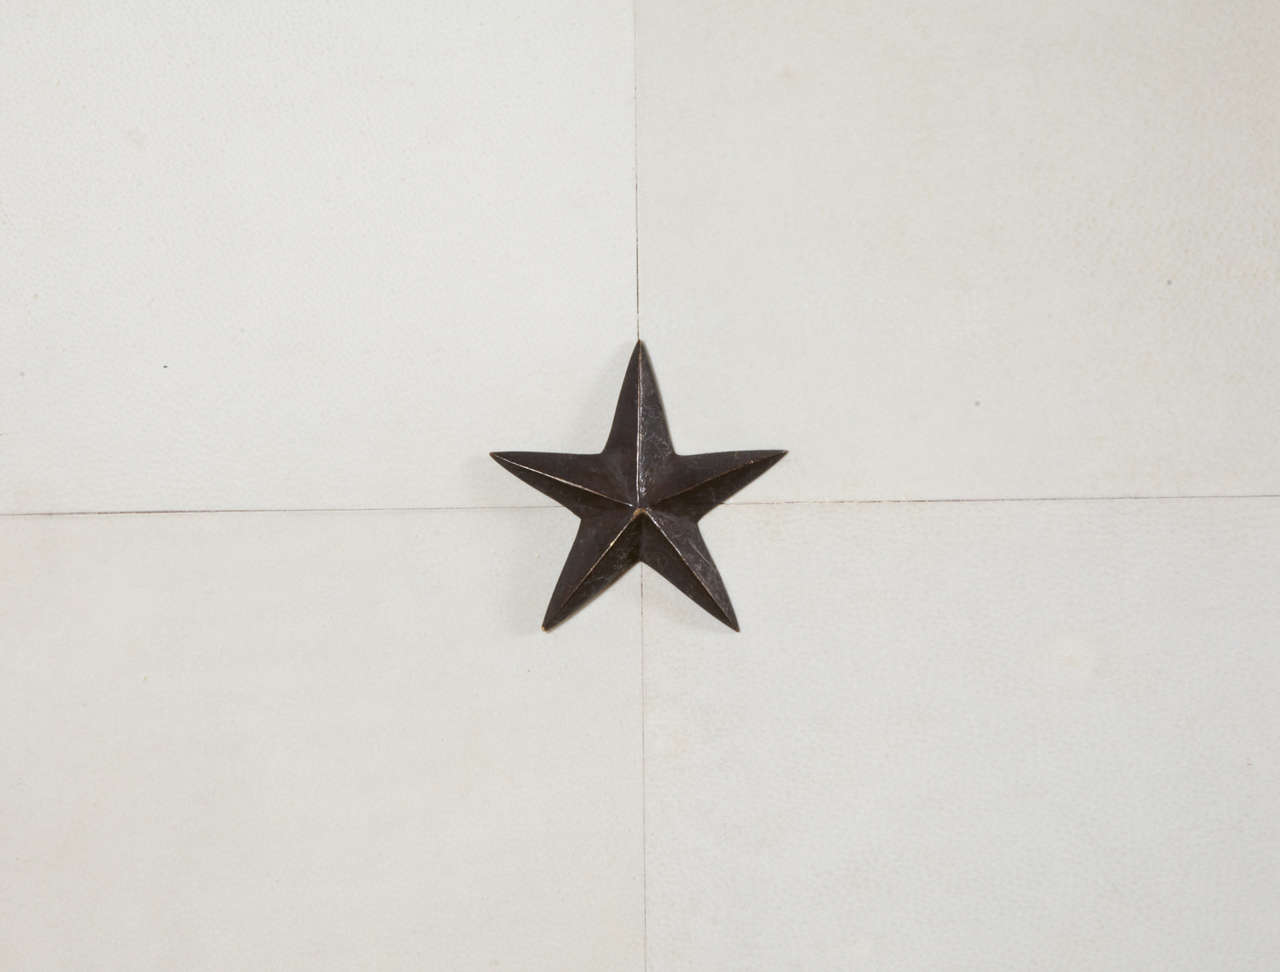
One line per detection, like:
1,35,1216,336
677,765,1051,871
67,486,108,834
492,341,786,630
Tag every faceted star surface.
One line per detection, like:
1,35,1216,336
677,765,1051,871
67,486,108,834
492,341,786,631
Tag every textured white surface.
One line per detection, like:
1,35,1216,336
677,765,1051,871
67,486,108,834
3,1,1280,968
637,0,1280,502
644,500,1280,970
0,511,642,970
0,1,635,513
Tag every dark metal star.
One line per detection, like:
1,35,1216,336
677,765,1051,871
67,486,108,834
492,341,786,631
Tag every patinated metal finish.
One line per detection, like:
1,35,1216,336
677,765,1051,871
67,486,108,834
492,341,786,631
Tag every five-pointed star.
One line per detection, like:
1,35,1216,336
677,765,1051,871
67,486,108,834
492,341,786,631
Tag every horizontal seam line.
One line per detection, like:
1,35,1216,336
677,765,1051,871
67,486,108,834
728,493,1280,506
1,504,560,517
2,494,1277,518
